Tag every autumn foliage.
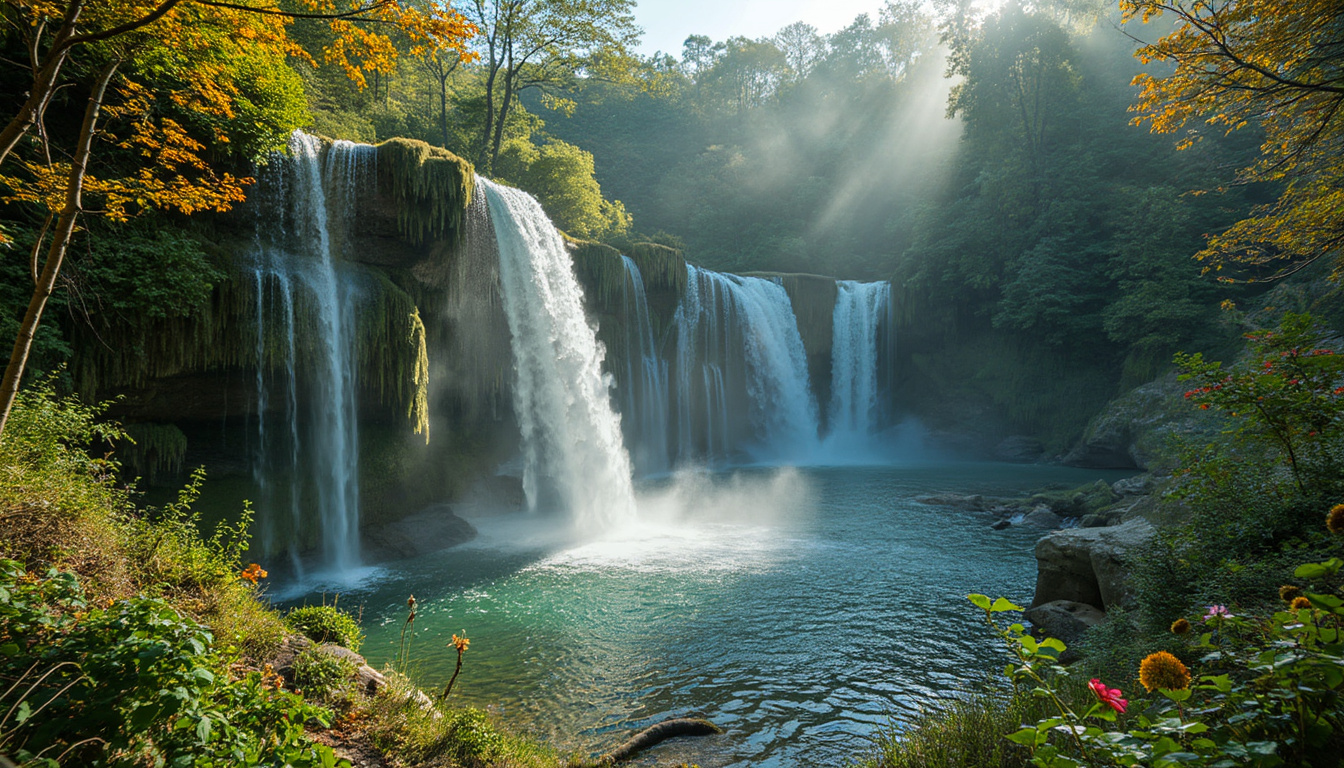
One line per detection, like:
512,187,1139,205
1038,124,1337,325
1122,0,1344,280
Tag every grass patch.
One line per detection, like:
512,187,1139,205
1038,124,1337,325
364,672,560,768
856,685,1052,768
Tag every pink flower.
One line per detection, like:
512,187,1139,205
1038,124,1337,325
1088,678,1127,714
1204,605,1231,621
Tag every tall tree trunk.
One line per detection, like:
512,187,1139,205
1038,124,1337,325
0,59,118,441
489,67,516,171
0,2,83,169
480,62,498,171
439,71,450,150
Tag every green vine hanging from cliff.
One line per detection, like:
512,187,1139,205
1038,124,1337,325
408,308,430,443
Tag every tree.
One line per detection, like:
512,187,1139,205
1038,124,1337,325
701,37,787,114
0,0,475,440
773,22,822,81
1121,0,1344,280
461,0,638,172
680,34,722,79
498,137,630,237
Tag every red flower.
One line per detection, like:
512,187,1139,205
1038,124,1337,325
1089,678,1128,714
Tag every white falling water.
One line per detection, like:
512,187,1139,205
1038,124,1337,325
619,256,671,475
670,266,820,463
479,177,636,530
251,131,369,573
828,281,891,437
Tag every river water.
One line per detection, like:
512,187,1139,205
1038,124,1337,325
308,462,1131,766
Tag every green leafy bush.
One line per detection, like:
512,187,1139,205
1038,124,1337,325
0,560,344,767
291,648,358,704
286,605,364,652
967,543,1344,768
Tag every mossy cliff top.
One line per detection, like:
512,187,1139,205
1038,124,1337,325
375,138,474,245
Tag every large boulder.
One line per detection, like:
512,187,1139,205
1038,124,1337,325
1024,600,1107,645
994,435,1045,463
1063,374,1219,470
361,503,476,561
1031,518,1156,612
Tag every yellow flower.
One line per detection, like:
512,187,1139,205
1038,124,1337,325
1139,651,1191,692
451,633,470,653
1327,504,1344,534
1279,585,1303,602
1291,596,1313,611
1170,618,1191,635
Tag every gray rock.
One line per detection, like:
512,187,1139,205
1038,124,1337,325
1063,374,1220,470
1024,599,1107,644
991,519,1011,530
1032,518,1156,612
994,435,1045,463
1112,474,1155,496
361,503,477,561
1079,514,1108,528
1020,505,1062,528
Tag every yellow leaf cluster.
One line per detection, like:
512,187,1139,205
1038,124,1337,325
1121,0,1344,279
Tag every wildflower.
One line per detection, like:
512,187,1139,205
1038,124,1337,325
1327,504,1344,534
1088,678,1127,714
240,563,268,584
1204,605,1231,621
452,633,470,653
1170,618,1191,635
1279,585,1303,602
1139,651,1192,692
407,595,417,608
1291,596,1313,611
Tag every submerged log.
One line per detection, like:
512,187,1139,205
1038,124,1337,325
600,717,722,764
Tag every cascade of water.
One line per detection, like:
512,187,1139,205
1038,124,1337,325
669,266,820,463
618,256,670,475
250,131,371,573
479,177,636,530
828,281,892,438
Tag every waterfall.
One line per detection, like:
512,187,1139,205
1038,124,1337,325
479,177,636,530
828,281,892,437
669,266,820,464
619,256,670,475
251,131,371,574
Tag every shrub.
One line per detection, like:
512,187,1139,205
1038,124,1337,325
966,544,1344,768
291,648,357,704
0,560,344,767
286,605,364,652
859,684,1049,768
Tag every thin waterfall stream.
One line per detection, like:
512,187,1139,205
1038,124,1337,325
251,131,369,575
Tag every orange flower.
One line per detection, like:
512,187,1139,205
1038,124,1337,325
1291,596,1313,611
1139,651,1191,692
451,633,470,653
240,563,268,584
1327,504,1344,534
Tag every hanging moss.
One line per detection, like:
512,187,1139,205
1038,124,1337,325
121,423,188,482
376,138,474,245
407,308,430,444
625,242,688,297
569,239,627,307
69,265,256,397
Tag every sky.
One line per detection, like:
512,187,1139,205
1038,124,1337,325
631,0,895,56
